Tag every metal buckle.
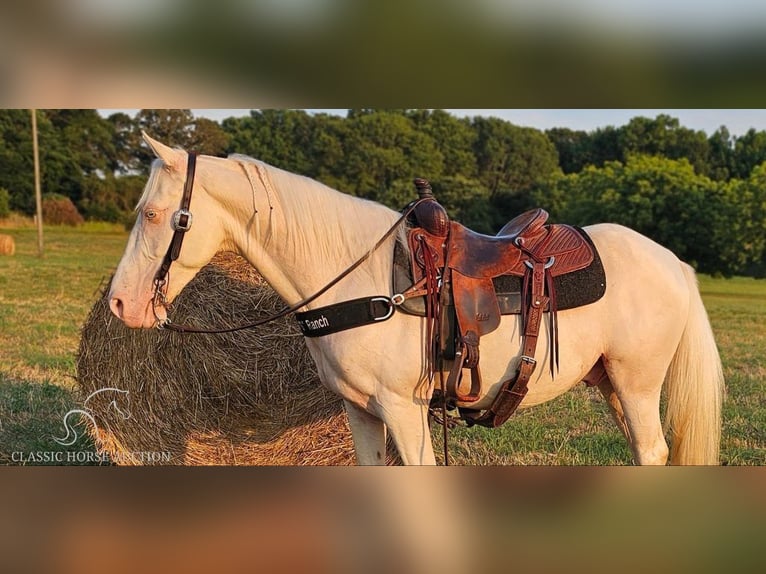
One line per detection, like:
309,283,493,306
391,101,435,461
520,355,537,366
173,209,193,231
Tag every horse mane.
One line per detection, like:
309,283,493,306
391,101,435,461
227,154,402,270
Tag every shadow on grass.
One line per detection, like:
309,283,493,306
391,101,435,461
0,378,112,465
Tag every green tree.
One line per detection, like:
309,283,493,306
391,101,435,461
407,109,477,178
339,111,444,200
134,109,234,172
305,113,350,190
44,109,118,206
430,176,493,232
618,115,711,176
707,126,734,181
222,109,317,176
731,128,766,180
537,155,724,271
78,174,147,223
134,109,196,173
136,109,195,146
545,127,595,174
472,116,561,225
107,112,142,174
719,163,766,276
473,117,552,196
547,125,626,174
45,110,116,177
588,125,624,167
0,110,75,214
0,110,35,212
189,117,230,157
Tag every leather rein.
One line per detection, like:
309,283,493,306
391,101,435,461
150,152,424,334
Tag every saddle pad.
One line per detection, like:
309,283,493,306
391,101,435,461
393,227,606,316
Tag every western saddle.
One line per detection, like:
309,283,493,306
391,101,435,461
403,179,595,428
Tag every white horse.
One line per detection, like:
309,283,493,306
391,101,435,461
108,134,725,465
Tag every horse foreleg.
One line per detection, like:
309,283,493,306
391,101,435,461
376,398,436,466
344,400,387,465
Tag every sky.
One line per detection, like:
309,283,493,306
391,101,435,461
98,109,766,137
446,110,766,136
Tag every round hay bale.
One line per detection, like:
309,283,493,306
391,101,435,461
0,234,15,256
77,252,361,465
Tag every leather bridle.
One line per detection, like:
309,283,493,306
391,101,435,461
151,152,198,317
149,151,426,334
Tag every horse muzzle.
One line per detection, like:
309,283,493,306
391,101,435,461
109,293,167,329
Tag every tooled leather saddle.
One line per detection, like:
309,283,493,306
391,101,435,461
400,179,601,428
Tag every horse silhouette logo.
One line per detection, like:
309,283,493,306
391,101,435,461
53,387,131,446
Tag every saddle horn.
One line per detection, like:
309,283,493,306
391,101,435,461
412,178,450,238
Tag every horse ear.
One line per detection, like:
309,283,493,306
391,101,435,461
142,131,184,171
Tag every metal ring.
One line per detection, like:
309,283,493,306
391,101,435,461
545,256,556,269
391,293,405,306
524,256,556,269
371,297,395,321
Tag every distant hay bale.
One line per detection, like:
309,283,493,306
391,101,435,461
76,252,364,465
42,194,84,226
0,234,14,255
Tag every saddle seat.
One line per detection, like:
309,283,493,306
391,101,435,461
496,207,549,241
447,211,591,281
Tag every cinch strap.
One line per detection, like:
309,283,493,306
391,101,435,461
296,297,394,337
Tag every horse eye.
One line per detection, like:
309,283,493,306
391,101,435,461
145,210,157,220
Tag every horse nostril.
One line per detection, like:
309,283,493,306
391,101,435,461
109,297,124,320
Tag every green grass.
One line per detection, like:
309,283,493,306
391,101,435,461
433,386,635,465
1,225,126,465
0,379,108,465
1,223,764,465
0,226,127,386
698,275,766,466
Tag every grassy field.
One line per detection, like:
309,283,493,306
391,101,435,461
1,224,764,465
0,224,127,465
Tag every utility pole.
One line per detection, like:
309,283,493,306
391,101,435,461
31,109,43,256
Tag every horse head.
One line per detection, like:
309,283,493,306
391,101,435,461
108,133,228,328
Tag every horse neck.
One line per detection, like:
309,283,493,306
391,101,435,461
219,159,400,307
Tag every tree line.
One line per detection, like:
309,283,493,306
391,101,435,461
0,109,764,276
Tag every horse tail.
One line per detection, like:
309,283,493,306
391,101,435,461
664,263,725,465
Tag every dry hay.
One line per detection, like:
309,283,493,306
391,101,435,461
41,194,84,226
77,252,362,465
0,234,15,255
